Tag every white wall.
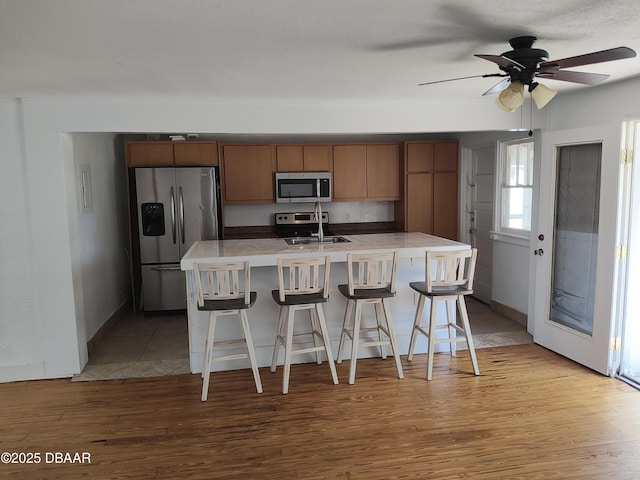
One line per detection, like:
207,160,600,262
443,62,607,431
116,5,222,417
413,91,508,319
0,93,591,382
71,134,131,341
0,100,44,380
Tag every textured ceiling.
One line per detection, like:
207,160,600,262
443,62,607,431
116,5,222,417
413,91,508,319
1,0,640,102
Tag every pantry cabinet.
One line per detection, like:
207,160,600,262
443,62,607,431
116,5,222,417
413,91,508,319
400,141,459,240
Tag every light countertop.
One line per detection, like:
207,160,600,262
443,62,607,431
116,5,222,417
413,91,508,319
181,232,468,269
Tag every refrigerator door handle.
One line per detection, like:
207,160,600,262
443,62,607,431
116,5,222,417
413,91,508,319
179,186,185,244
170,186,177,244
149,265,182,272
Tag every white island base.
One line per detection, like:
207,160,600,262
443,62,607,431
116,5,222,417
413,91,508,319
180,233,470,375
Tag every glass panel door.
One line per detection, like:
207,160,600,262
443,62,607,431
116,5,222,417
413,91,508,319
533,124,620,375
549,144,601,335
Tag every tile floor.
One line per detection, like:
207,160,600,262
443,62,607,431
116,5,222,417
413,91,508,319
73,296,532,382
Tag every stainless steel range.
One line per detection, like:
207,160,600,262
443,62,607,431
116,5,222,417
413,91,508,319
274,211,333,238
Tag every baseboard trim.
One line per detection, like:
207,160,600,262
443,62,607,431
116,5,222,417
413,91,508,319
490,300,528,328
87,300,132,356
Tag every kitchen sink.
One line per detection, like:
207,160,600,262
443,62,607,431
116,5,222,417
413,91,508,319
284,236,350,245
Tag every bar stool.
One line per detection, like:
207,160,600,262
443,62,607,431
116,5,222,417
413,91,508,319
407,248,479,380
193,260,263,401
337,252,404,384
270,255,339,394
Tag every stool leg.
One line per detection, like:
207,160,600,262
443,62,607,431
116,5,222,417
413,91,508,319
348,301,363,384
446,299,457,357
309,307,323,365
201,313,218,401
407,295,426,361
426,297,439,381
374,302,388,360
282,306,296,394
382,298,404,379
315,303,339,386
240,310,263,394
271,306,286,373
337,299,354,364
458,295,480,376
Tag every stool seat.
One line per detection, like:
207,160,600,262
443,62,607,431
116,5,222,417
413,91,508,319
271,290,328,306
336,252,404,385
337,284,396,300
409,282,473,297
270,255,338,394
407,249,480,381
198,292,257,311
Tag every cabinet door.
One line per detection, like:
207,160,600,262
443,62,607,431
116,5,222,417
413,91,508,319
127,142,174,167
406,173,433,234
174,142,219,166
303,145,331,171
433,171,458,240
333,145,367,200
406,142,434,173
366,144,401,200
434,142,458,171
223,145,275,203
276,145,304,172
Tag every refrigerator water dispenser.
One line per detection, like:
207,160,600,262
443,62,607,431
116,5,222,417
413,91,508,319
141,202,165,236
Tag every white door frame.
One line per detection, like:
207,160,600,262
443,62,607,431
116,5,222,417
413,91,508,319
531,124,622,375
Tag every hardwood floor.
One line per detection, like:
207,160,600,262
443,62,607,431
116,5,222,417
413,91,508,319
1,343,639,479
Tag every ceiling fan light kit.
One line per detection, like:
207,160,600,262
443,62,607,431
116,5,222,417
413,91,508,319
418,35,636,112
529,82,558,110
496,81,525,112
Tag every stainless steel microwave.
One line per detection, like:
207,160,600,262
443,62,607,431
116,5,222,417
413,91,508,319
275,172,332,203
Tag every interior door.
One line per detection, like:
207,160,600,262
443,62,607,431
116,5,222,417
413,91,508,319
532,125,621,375
463,144,495,304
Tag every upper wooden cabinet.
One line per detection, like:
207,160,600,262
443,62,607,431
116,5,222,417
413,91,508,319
126,141,219,167
222,145,275,204
173,142,219,166
332,143,401,201
276,144,332,172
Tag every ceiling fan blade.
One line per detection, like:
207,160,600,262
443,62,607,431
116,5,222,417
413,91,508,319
482,78,510,96
541,46,636,70
418,73,505,86
536,69,609,85
475,54,525,70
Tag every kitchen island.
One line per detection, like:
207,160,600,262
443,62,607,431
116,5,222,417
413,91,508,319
181,232,469,374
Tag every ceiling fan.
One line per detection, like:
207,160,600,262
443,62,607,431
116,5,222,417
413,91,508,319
419,36,637,111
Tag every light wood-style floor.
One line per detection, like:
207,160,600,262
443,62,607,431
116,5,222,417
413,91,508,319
2,343,639,479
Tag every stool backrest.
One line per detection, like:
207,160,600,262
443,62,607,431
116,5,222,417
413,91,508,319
276,256,331,302
193,261,251,307
346,251,398,296
425,248,478,293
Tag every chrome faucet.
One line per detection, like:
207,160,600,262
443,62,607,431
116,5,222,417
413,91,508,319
313,201,324,243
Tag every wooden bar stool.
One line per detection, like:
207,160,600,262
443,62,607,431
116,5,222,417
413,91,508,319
407,248,480,380
336,252,404,384
270,255,339,394
193,260,263,401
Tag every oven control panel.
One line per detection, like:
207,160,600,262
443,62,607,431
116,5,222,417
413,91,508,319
276,212,329,225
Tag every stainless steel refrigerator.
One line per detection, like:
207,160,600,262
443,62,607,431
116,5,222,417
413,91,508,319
134,167,220,312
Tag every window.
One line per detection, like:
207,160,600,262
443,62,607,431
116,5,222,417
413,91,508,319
498,139,533,235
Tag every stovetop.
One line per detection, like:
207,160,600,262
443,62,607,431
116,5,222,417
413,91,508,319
274,212,333,238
